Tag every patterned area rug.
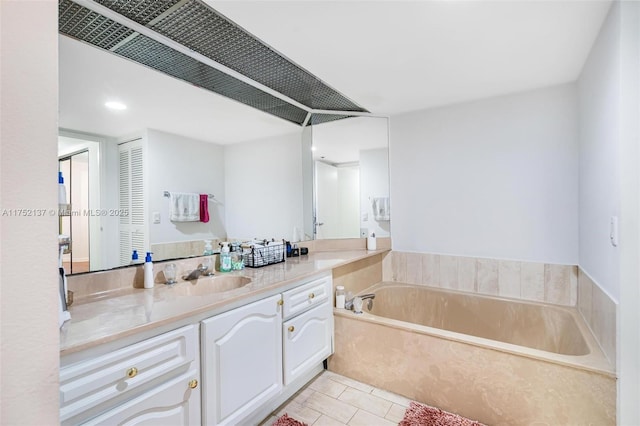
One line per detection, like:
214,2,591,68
399,401,485,426
271,413,308,426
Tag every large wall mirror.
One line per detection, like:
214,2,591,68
59,35,390,275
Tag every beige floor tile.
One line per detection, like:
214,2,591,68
304,391,358,424
347,409,396,426
323,372,376,394
308,375,348,398
293,386,315,405
312,414,348,426
385,403,408,423
337,388,392,418
276,401,321,425
370,388,412,407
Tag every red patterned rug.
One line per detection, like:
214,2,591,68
271,413,308,426
399,401,485,426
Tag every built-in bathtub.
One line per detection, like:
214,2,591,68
329,282,616,426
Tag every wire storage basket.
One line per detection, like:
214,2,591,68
243,239,285,268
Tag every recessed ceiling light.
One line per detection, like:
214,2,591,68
105,101,127,110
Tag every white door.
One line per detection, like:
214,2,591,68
201,295,283,425
283,302,333,385
314,161,339,239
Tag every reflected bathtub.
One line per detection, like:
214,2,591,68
330,282,615,426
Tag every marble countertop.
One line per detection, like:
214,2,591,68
60,249,385,356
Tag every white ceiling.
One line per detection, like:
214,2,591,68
59,0,612,144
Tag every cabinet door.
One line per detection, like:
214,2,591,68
283,301,333,385
201,294,283,426
83,369,200,425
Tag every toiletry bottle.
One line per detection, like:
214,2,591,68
203,240,214,256
367,232,377,251
335,285,346,309
220,242,232,272
131,249,140,265
144,252,154,289
58,172,67,206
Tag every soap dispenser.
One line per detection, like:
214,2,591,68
219,242,232,272
144,252,154,289
58,171,67,206
203,240,214,256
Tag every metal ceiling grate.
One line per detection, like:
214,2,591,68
113,35,308,124
59,0,136,50
308,114,353,126
94,0,180,26
59,0,367,126
143,0,368,112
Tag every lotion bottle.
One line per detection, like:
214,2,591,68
144,252,154,289
58,172,67,206
219,242,232,272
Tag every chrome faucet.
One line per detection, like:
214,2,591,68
345,293,375,312
182,264,210,281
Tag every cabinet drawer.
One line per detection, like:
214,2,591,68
60,324,198,424
282,274,331,319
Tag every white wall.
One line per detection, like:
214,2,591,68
360,148,390,238
147,129,226,244
224,132,303,240
578,3,621,302
0,1,60,423
390,83,579,264
337,165,360,238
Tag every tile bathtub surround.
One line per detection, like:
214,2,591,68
383,251,578,306
578,269,617,367
259,370,410,426
333,254,384,296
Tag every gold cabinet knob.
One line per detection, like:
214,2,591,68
126,367,138,378
188,379,198,389
309,293,315,299
277,299,284,306
288,325,295,332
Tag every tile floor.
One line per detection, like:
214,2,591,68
260,370,412,426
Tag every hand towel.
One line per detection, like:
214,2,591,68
372,196,390,221
199,194,210,223
169,192,200,222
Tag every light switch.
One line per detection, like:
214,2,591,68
152,211,161,224
610,216,618,247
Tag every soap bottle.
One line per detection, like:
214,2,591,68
219,242,232,272
58,172,67,206
130,249,142,265
203,240,214,256
335,285,346,309
144,252,154,289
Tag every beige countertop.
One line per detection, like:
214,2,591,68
60,249,385,356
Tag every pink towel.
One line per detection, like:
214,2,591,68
199,194,210,223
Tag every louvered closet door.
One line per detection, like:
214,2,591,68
118,139,148,265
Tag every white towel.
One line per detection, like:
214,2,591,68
372,197,390,221
169,192,200,222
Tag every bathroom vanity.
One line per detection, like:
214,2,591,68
59,250,380,425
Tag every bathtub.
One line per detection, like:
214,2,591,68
329,282,615,426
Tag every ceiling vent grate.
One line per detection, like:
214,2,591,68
59,0,136,50
308,114,353,126
94,0,181,26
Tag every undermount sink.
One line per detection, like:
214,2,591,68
169,275,252,296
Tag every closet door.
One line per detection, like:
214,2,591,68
118,139,147,265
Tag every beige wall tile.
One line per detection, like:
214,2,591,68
520,262,545,302
382,252,393,282
477,258,499,295
421,253,440,287
391,251,407,282
458,257,477,292
498,260,521,298
405,252,423,285
591,285,617,368
545,264,575,306
439,256,458,289
333,254,383,294
578,269,594,324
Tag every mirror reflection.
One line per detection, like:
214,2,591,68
59,36,390,275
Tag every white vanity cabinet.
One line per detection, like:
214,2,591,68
201,294,283,426
60,324,200,425
282,275,333,385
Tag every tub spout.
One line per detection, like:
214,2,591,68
345,293,375,311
